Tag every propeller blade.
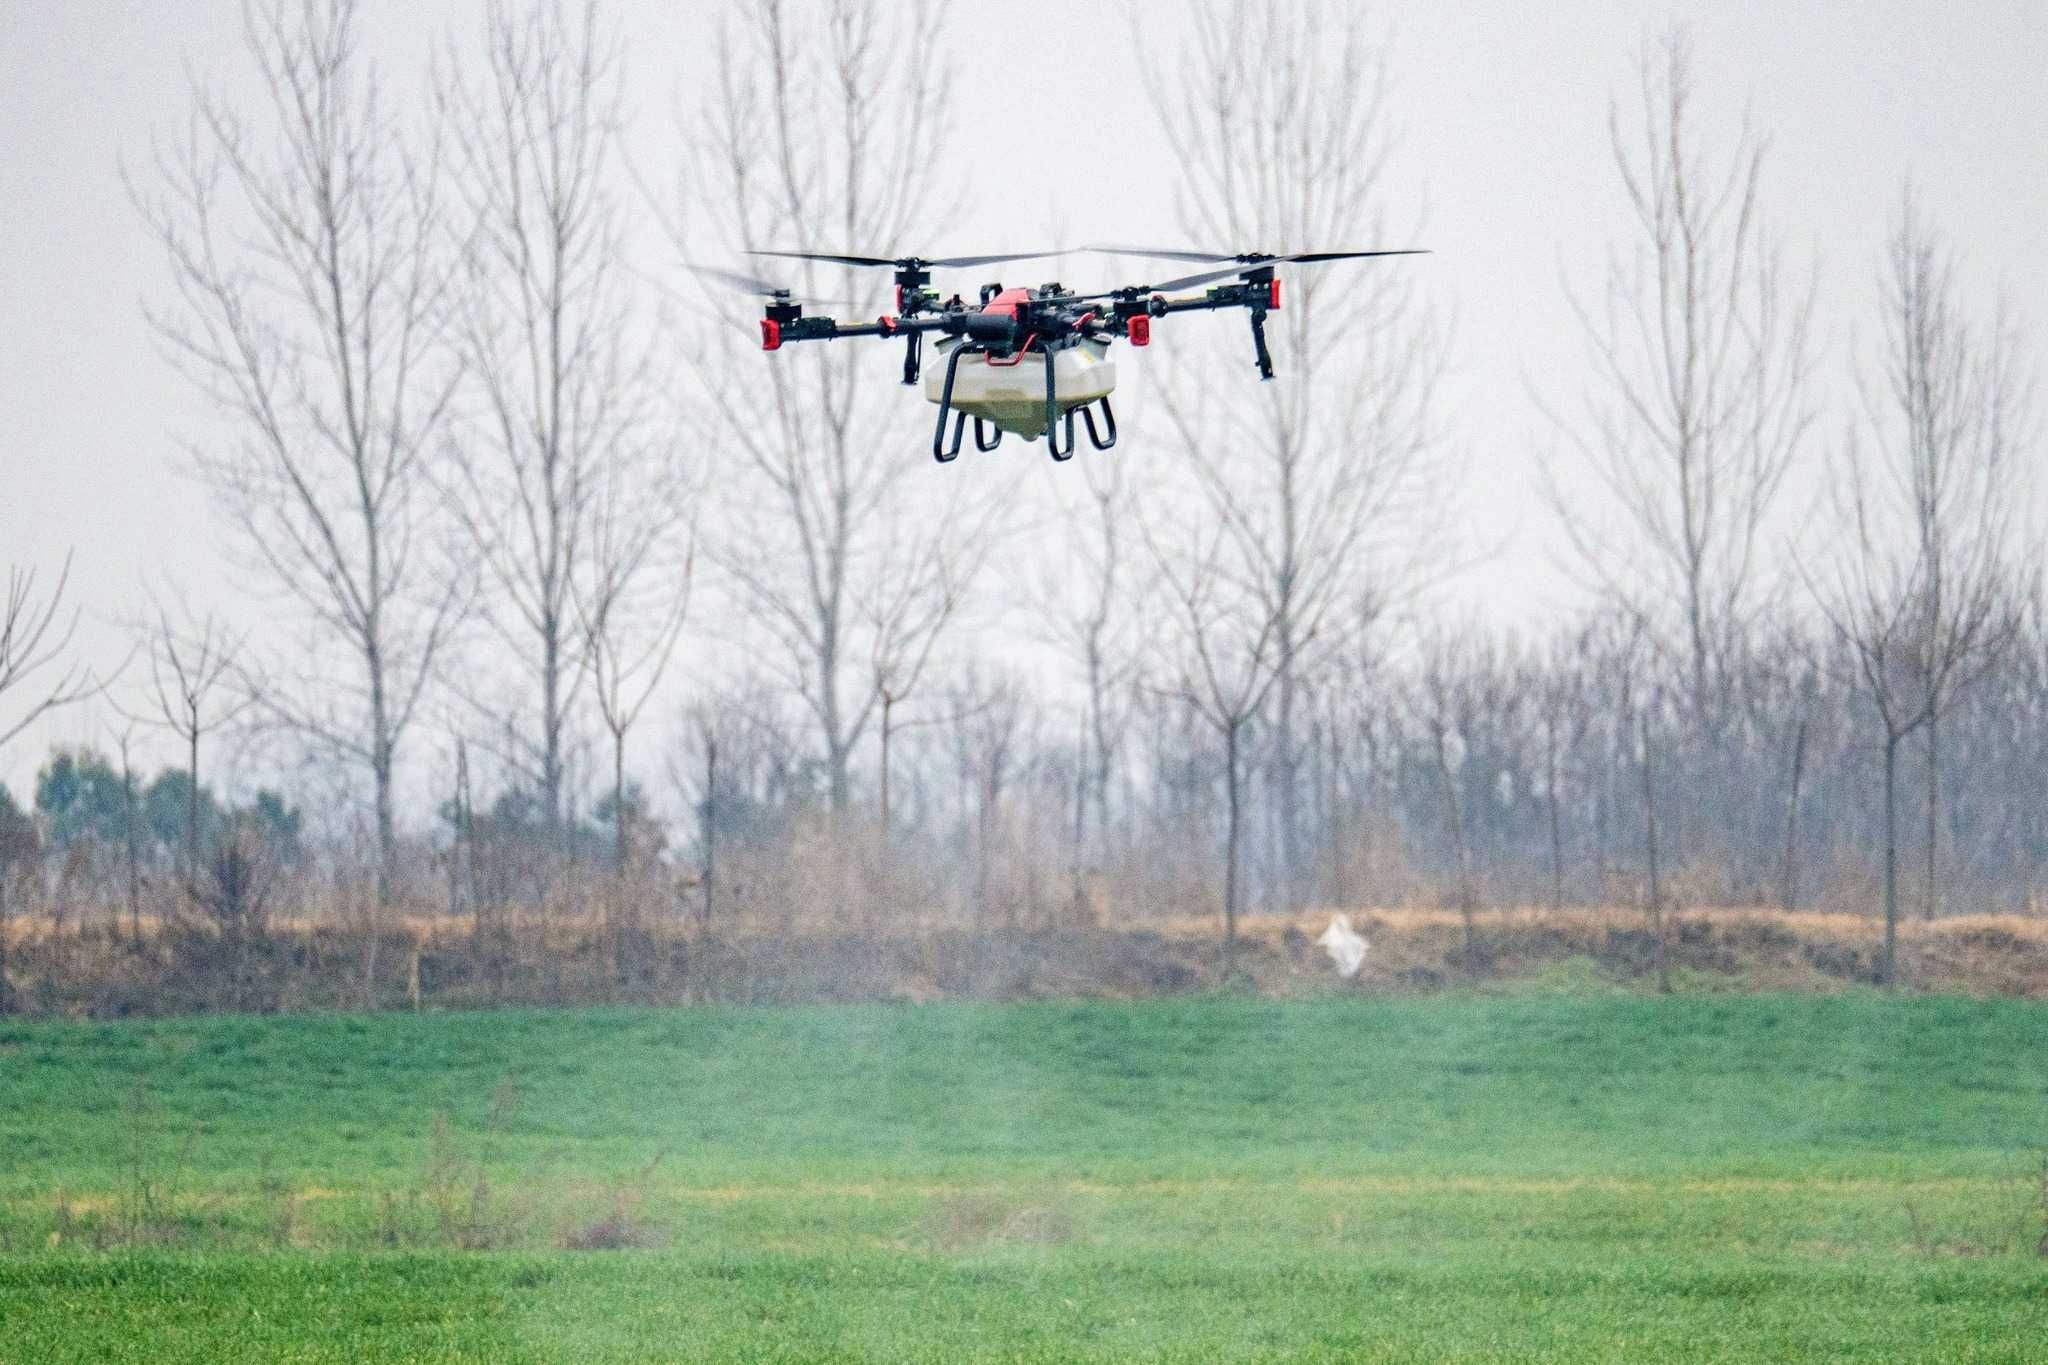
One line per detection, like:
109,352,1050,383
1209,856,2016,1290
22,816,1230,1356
751,248,1059,271
1087,244,1430,266
688,264,854,306
751,249,899,268
1148,263,1270,293
1086,244,1235,265
922,250,1060,269
689,263,790,295
1059,264,1251,304
1282,249,1431,263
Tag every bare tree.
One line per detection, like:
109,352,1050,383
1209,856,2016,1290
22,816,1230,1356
1766,632,1821,914
578,467,691,875
1411,631,1495,970
0,792,39,1015
115,727,144,946
684,707,721,929
1318,634,1396,909
1139,0,1448,910
869,537,971,843
130,602,252,885
440,0,669,836
1538,26,1816,730
135,0,464,903
1809,508,1928,986
1536,629,1595,912
678,0,988,815
1033,458,1145,890
1637,690,1673,994
1879,194,2035,923
945,669,1029,928
1812,190,2032,980
1145,513,1286,978
0,557,92,751
673,686,788,930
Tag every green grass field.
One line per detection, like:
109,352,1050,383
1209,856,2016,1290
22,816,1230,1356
3,991,2046,1361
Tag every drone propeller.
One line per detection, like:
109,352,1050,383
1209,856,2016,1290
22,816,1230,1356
1088,244,1430,267
688,263,854,307
752,248,1061,271
1058,263,1267,304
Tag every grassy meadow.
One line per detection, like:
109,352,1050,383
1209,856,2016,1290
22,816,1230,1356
2,992,2046,1361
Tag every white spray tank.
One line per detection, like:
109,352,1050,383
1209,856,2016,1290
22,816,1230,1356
922,336,1116,440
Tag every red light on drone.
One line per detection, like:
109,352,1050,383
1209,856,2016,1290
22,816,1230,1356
1128,315,1151,346
760,319,782,351
1269,277,1282,310
894,284,905,312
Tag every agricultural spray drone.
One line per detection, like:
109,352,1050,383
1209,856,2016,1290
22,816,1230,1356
696,244,1427,463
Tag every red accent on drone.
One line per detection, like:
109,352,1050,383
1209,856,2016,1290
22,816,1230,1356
760,319,781,351
981,288,1032,319
879,316,898,335
1128,315,1151,346
1269,278,1282,310
894,284,904,312
985,333,1038,366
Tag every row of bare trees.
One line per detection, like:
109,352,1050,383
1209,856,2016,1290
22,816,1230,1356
126,0,693,905
2,4,2039,1000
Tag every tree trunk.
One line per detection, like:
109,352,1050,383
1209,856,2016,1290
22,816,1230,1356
1923,712,1939,922
821,628,851,815
122,751,141,949
613,730,628,874
1434,723,1476,972
1276,633,1299,912
186,727,201,889
1324,716,1344,907
1545,713,1565,912
607,723,627,991
360,895,381,1012
974,777,995,929
544,627,564,837
1071,713,1088,918
1883,730,1900,987
701,737,717,931
1089,661,1116,862
1640,710,1670,994
0,872,11,1016
879,695,895,839
370,637,397,908
1223,720,1243,980
1781,717,1807,912
456,741,481,941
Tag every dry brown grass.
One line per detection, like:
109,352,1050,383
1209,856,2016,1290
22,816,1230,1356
1148,904,2048,946
5,895,2047,1015
914,1190,1077,1251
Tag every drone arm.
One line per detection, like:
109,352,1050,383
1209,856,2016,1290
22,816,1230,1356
761,312,982,350
1150,283,1271,318
1110,279,1281,378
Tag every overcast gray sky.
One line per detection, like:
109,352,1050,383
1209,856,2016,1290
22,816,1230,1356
4,0,2045,798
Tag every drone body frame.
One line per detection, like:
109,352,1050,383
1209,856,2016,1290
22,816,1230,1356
725,246,1423,463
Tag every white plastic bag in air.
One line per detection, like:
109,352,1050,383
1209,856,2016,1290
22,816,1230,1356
1316,913,1369,978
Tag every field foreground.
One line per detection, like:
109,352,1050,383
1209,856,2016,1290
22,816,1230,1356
2,994,2047,1361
